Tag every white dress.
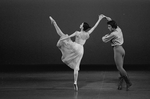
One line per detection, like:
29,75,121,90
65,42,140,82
57,32,89,71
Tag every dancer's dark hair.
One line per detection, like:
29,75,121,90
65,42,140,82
83,22,91,31
107,20,117,29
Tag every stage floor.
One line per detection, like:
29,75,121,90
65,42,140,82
0,71,150,99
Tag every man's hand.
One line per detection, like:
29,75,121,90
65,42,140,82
99,14,105,20
106,16,112,21
101,14,112,21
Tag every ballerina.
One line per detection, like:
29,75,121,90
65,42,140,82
50,15,105,91
102,15,132,91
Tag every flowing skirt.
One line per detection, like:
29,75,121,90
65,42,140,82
57,35,83,71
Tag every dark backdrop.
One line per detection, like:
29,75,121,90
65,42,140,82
0,0,150,68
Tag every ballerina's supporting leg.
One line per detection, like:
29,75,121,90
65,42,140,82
73,54,83,91
74,69,78,91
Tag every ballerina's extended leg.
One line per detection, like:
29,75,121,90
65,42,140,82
49,16,66,37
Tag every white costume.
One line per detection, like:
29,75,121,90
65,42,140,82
102,27,124,46
57,32,89,71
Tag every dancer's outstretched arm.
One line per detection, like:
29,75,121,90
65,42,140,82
88,14,105,34
60,31,77,41
49,16,65,37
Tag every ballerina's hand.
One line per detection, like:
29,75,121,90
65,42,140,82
65,34,69,36
64,34,69,37
49,16,55,24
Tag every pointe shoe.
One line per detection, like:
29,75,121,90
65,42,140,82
74,84,78,91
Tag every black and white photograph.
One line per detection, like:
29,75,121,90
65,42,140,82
0,0,150,99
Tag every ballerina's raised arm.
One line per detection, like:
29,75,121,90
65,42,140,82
87,14,105,34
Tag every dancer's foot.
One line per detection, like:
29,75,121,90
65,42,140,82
117,77,123,90
122,75,132,91
118,85,122,90
126,82,132,91
74,84,78,91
